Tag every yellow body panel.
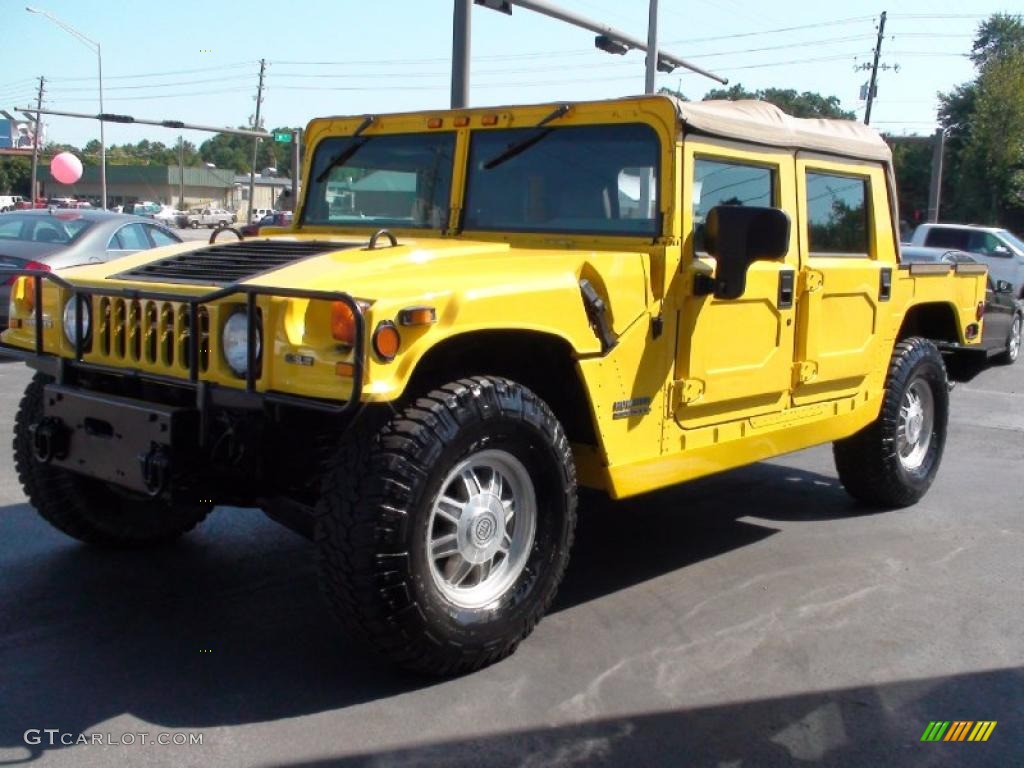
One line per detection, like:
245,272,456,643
2,95,986,500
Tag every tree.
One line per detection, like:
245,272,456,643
0,156,31,195
938,13,1024,226
703,84,854,119
887,137,933,226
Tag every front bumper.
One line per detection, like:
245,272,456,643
0,268,367,415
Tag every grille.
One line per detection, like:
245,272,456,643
113,240,358,285
95,297,211,374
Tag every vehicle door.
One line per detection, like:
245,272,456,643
960,230,1016,288
792,155,892,405
982,277,1013,350
674,139,798,428
143,224,181,248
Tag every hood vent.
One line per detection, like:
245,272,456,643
112,239,362,286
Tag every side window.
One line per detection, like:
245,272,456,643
805,171,870,255
968,231,1004,255
145,225,179,247
110,223,150,251
692,158,775,253
924,228,969,250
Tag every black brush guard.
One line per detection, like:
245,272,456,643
0,268,365,417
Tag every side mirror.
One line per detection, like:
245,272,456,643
992,245,1012,257
996,279,1014,294
704,205,790,300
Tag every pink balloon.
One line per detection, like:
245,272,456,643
51,152,83,185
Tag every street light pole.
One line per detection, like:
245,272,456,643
645,0,658,94
25,6,106,208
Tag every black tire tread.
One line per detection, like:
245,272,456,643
13,373,211,547
315,376,577,676
833,338,949,509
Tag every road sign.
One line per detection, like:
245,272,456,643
273,131,292,143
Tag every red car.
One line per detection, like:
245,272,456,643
239,211,293,237
15,198,48,210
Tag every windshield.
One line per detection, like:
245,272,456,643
463,123,660,236
998,229,1024,254
303,132,456,229
0,214,93,245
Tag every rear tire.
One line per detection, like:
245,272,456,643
315,376,577,676
189,220,198,229
13,374,212,546
833,338,949,509
995,313,1021,365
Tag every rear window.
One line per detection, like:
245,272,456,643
0,214,93,244
463,123,660,236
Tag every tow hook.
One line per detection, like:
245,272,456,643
139,445,171,497
29,417,69,464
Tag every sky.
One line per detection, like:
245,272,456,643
0,0,1014,152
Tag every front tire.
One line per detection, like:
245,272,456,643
315,376,577,676
13,374,212,546
833,338,949,508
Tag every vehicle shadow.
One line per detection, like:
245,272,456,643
0,458,860,758
278,665,1023,767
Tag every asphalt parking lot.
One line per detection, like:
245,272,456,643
0,355,1020,767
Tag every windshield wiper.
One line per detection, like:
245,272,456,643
481,104,571,170
314,115,376,183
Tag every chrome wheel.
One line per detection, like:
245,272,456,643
897,378,934,471
426,449,537,609
1008,316,1021,361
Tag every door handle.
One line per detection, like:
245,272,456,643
879,267,892,302
778,270,795,309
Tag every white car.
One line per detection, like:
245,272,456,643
910,223,1024,297
186,208,234,229
0,195,24,212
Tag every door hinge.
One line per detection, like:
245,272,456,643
801,270,824,293
794,361,818,384
672,378,705,405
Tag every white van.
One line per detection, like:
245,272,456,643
1,195,25,211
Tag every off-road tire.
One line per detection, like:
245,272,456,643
995,312,1021,365
833,338,949,508
13,374,212,546
315,376,577,676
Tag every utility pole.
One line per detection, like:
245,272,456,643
291,128,301,212
29,76,44,204
248,58,267,224
451,0,471,108
864,10,887,126
644,0,658,94
178,135,185,210
926,128,945,223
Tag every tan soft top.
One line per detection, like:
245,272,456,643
666,97,891,163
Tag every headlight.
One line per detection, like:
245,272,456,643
62,296,91,345
222,311,260,376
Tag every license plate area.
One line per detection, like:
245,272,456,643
42,384,196,494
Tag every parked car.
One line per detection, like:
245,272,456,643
910,223,1024,298
0,209,181,329
250,207,277,223
239,211,292,237
14,198,47,210
186,207,235,229
901,246,1021,363
149,204,185,228
0,195,24,212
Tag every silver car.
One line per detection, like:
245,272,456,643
910,223,1024,298
0,209,181,328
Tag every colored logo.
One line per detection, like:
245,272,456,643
921,721,997,742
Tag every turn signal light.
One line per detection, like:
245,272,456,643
335,361,355,378
372,321,401,361
976,301,986,321
481,114,498,126
330,299,369,345
966,323,980,340
397,306,436,326
454,116,470,127
427,117,443,129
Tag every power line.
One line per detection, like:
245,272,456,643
44,61,256,83
46,75,257,93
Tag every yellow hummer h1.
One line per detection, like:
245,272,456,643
3,96,987,675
